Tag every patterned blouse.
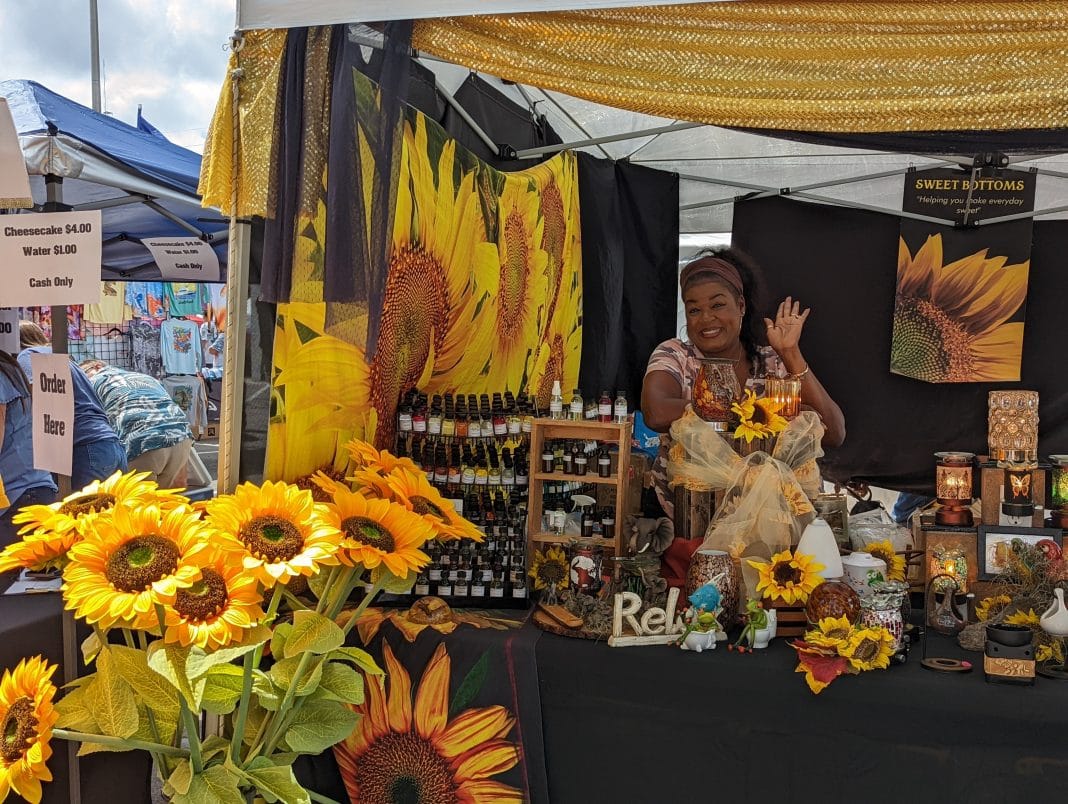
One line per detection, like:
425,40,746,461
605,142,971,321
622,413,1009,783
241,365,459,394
645,339,785,518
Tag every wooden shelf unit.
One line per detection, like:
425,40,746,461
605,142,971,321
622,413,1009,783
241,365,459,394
527,417,633,562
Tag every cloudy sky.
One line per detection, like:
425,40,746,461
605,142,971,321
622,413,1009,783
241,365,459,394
0,0,234,152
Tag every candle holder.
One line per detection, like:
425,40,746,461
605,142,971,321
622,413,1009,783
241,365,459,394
934,452,974,527
765,376,802,419
930,544,968,594
1001,461,1036,523
987,390,1038,464
1049,455,1068,529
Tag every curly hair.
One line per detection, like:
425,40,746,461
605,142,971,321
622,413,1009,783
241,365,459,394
683,246,768,365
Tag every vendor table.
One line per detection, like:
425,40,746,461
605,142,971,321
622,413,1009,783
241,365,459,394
305,616,1068,804
0,593,151,804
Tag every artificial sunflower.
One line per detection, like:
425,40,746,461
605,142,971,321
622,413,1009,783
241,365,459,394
840,627,895,672
205,481,341,588
11,469,177,548
62,504,208,631
295,467,349,503
731,389,788,444
891,234,1029,382
321,486,433,577
0,531,76,575
334,641,522,804
1036,639,1066,665
975,594,1013,622
162,554,265,650
349,599,519,645
529,545,569,592
1004,608,1041,628
0,657,58,804
804,616,855,650
861,540,907,582
383,468,483,542
748,549,825,605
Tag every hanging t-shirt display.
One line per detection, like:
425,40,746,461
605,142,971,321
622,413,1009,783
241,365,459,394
162,376,208,432
84,281,133,324
160,318,203,375
126,282,166,319
130,320,164,378
165,283,209,318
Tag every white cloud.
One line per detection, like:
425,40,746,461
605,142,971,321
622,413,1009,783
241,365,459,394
0,0,234,153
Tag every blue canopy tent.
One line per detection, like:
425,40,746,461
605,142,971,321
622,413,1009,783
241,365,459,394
1,79,227,280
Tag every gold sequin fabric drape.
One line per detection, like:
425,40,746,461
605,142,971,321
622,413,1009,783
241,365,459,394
412,1,1068,132
199,29,286,216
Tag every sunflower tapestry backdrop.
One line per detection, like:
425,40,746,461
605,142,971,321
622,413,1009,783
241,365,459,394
269,68,581,480
891,167,1036,383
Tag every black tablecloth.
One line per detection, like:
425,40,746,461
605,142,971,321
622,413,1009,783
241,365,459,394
0,593,151,804
537,627,1068,804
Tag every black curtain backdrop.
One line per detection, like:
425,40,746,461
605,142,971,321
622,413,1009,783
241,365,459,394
576,153,679,407
739,126,1068,156
442,74,563,169
732,195,1068,493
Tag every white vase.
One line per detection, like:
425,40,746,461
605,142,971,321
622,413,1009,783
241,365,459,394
681,630,717,652
797,517,843,579
1041,588,1068,638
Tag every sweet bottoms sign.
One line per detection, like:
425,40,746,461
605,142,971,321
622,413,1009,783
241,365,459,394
891,167,1036,383
266,71,582,481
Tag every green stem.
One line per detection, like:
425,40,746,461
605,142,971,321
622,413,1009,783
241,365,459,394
53,728,189,758
338,577,384,640
315,565,342,614
229,650,256,765
280,587,311,612
326,571,360,622
308,791,343,804
179,698,204,775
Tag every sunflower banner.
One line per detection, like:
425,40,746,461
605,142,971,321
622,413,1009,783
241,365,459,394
891,167,1035,383
268,68,581,479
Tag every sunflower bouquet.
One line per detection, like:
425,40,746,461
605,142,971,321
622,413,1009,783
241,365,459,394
0,439,483,804
790,616,896,694
730,388,788,445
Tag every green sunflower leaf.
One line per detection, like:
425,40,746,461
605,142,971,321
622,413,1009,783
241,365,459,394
147,642,205,710
328,647,384,676
172,765,245,804
108,644,180,722
313,662,364,705
242,757,311,804
270,622,292,659
371,565,416,595
252,669,282,711
93,647,139,738
449,651,490,718
284,610,345,658
269,655,324,697
283,700,359,754
165,759,193,797
201,664,247,715
55,682,98,733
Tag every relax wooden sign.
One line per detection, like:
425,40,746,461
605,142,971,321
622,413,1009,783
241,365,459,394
608,588,686,647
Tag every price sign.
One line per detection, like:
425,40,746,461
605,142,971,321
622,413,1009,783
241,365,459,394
0,99,31,208
0,211,102,306
30,352,74,476
0,309,17,355
144,236,221,282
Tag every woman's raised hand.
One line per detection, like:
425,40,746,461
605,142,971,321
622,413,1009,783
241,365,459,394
763,296,810,353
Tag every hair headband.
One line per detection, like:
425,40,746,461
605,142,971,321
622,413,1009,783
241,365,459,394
680,256,744,296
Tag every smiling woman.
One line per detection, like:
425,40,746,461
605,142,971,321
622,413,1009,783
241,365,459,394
640,247,846,523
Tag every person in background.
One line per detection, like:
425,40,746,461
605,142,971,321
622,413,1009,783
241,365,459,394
641,247,846,588
18,322,127,488
0,350,57,549
80,360,193,488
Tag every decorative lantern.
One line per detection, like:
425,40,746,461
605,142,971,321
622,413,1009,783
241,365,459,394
987,390,1039,463
1048,455,1068,529
1001,462,1035,525
934,452,974,527
931,544,968,594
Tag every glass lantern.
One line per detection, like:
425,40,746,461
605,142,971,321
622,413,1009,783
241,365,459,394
1049,455,1068,529
934,452,974,527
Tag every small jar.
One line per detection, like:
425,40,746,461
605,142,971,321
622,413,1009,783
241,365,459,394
541,449,555,474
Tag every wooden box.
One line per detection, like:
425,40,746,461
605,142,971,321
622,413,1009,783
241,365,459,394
766,599,808,637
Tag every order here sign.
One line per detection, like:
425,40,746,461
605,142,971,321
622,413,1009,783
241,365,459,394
0,210,102,306
30,351,74,477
